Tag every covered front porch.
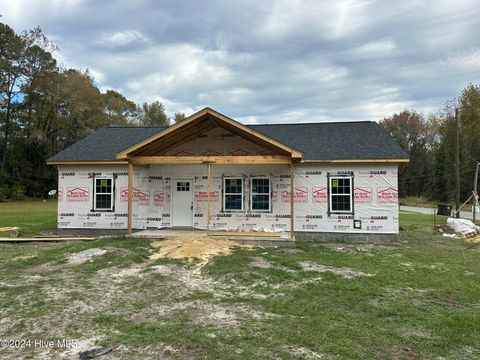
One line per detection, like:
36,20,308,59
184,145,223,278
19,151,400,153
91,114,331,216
124,160,297,240
116,108,303,240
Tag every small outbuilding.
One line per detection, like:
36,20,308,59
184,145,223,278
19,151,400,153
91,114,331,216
47,107,408,243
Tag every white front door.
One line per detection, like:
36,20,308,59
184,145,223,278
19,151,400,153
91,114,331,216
172,179,193,227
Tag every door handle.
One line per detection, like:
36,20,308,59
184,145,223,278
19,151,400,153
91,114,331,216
191,202,193,211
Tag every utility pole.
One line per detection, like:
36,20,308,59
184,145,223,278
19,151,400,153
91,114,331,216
455,108,460,218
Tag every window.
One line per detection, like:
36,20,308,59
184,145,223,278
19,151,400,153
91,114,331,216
94,177,114,211
251,178,271,212
223,177,243,211
176,181,190,192
329,176,353,213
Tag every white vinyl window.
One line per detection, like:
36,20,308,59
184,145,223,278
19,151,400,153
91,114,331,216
223,177,243,211
250,178,271,212
329,176,353,213
94,176,114,211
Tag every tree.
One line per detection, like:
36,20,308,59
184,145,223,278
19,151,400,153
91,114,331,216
380,110,435,197
57,69,104,146
139,100,168,126
101,89,138,126
173,112,186,123
0,23,27,171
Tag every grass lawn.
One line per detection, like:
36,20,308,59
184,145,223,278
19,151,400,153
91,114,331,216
399,196,444,208
0,200,57,237
0,205,479,359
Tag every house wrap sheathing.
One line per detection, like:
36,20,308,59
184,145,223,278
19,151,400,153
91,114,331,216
50,107,407,240
57,164,399,234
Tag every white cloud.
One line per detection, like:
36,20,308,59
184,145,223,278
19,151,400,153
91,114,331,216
94,30,148,48
351,39,396,57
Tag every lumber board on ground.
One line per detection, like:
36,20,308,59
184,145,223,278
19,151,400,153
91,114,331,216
0,237,95,242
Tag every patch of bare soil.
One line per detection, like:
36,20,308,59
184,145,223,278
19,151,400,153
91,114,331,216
321,243,392,254
67,248,108,265
149,236,250,266
134,299,275,327
283,346,324,359
298,261,374,279
249,256,275,268
401,329,433,339
278,248,305,254
25,261,64,274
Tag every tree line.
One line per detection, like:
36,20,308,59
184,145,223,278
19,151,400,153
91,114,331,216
0,23,185,199
380,83,480,204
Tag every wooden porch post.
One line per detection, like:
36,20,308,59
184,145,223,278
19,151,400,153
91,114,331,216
207,163,212,234
127,161,133,236
290,162,295,240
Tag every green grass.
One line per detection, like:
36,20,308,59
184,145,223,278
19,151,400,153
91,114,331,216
0,200,57,237
400,196,442,208
400,210,448,229
0,204,479,359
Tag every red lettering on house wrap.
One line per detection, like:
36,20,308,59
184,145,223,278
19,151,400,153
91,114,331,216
312,187,327,203
377,187,398,205
282,187,308,203
195,191,219,202
66,187,89,201
153,192,164,206
354,187,372,204
120,187,150,205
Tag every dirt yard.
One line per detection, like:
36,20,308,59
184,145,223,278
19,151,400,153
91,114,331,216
0,213,479,359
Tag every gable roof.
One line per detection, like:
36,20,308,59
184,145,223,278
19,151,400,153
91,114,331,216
115,107,303,159
47,112,408,164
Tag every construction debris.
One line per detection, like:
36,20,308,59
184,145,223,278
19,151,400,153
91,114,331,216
150,236,250,265
79,343,119,359
445,217,480,247
0,227,19,237
442,233,459,239
446,218,480,235
464,233,480,244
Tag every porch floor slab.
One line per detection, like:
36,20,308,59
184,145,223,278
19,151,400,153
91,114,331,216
130,229,205,239
130,228,295,246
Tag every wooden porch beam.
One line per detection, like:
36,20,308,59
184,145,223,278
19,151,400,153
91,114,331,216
207,163,212,233
290,162,295,240
127,161,133,236
129,155,292,165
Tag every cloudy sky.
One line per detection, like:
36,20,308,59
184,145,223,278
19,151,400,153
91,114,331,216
1,0,479,123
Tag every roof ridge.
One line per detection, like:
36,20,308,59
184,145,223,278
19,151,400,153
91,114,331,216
106,125,167,128
248,121,376,126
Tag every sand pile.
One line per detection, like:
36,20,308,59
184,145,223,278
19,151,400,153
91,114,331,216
149,236,248,265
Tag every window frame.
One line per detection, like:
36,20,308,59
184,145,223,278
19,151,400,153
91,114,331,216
223,177,244,212
328,175,353,214
93,175,115,212
250,177,271,213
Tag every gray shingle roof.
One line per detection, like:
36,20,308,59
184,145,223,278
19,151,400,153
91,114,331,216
47,121,407,162
47,126,167,162
249,121,408,160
